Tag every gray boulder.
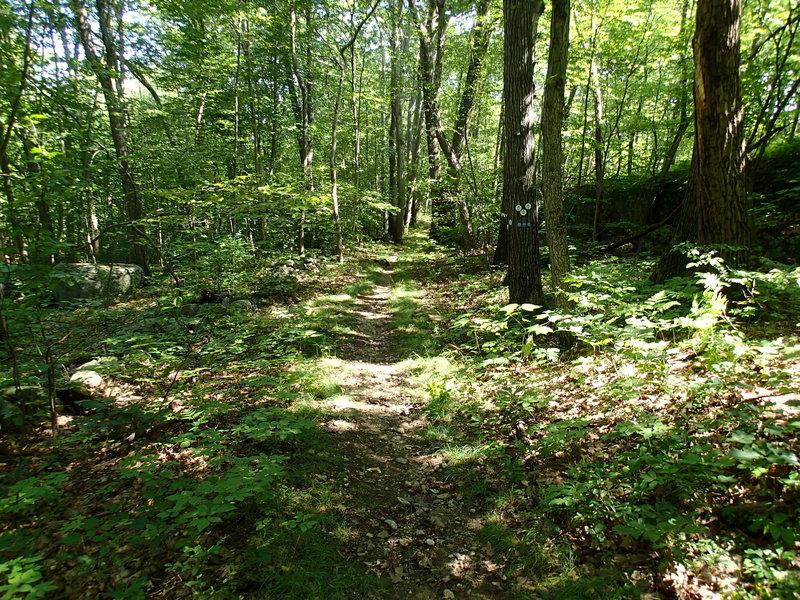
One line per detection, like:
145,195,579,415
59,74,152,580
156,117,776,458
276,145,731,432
69,359,111,397
179,303,202,317
275,264,295,277
53,263,144,302
0,385,47,407
226,299,253,312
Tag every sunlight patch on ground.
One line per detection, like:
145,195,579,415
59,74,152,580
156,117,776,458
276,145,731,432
399,355,457,376
322,395,397,414
318,294,354,303
352,308,391,322
439,443,499,466
326,419,359,432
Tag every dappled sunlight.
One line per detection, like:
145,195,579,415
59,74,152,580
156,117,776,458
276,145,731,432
326,418,359,432
273,255,516,598
8,230,797,599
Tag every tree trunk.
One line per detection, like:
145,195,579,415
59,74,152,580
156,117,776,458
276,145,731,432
409,0,447,240
590,49,604,241
503,0,544,304
494,0,544,265
440,0,493,249
692,0,751,258
0,2,36,262
242,19,263,184
658,0,692,178
541,0,571,308
331,69,346,261
388,0,407,243
654,0,751,281
286,2,315,255
70,0,148,272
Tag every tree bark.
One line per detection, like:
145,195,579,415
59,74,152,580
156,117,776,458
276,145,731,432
286,2,315,255
494,0,544,266
590,41,604,241
408,0,447,239
654,0,751,280
331,70,346,261
503,0,544,304
388,0,407,243
541,0,571,308
692,0,751,256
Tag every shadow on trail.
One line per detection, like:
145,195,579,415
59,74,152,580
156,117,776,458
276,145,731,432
281,246,529,600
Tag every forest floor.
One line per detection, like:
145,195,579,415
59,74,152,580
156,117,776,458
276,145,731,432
306,256,512,599
2,232,799,600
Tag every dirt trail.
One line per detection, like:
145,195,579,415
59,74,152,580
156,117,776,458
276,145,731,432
317,259,509,600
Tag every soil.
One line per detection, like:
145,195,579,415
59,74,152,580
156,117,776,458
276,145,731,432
314,258,512,600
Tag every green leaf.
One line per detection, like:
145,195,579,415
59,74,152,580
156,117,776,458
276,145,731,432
729,430,755,444
730,447,763,462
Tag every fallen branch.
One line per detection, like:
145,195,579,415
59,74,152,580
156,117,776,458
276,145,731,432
603,202,682,252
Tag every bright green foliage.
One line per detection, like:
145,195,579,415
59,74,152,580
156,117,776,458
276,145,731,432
0,253,383,598
0,556,58,600
0,0,799,593
411,240,800,597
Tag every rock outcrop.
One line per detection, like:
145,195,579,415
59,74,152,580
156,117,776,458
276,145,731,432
53,263,144,302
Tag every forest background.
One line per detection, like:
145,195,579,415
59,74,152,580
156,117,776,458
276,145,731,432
1,0,800,598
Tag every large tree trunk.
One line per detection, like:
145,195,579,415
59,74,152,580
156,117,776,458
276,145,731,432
388,0,407,243
654,0,751,281
541,0,571,308
70,0,148,272
494,0,544,265
692,0,751,256
503,0,544,304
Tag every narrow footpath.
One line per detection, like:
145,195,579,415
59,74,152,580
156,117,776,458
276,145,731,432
314,258,511,600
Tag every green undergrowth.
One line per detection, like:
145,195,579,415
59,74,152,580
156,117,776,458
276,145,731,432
3,235,799,599
386,234,445,360
409,245,800,599
0,249,389,599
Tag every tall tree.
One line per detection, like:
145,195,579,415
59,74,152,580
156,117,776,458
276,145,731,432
286,0,315,254
70,0,149,272
655,0,752,280
503,0,544,304
0,0,35,261
541,0,571,308
388,0,408,243
440,0,494,249
493,0,544,265
407,0,447,239
329,0,380,260
692,0,751,258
